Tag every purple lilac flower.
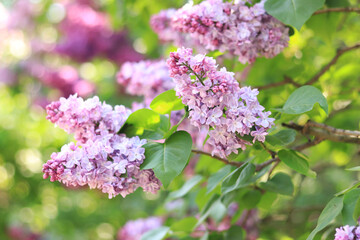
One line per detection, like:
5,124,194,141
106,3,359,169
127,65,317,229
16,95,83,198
55,2,142,64
334,225,360,240
117,60,175,105
167,47,274,158
117,217,163,240
43,95,161,198
24,62,95,98
151,0,289,64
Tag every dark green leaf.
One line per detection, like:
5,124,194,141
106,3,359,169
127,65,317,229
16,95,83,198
207,165,233,194
150,90,185,114
266,129,297,146
225,225,245,240
306,196,344,240
171,217,197,233
221,163,256,195
281,86,328,115
265,0,325,30
342,189,360,225
259,172,294,196
241,190,262,209
142,131,193,187
278,149,316,178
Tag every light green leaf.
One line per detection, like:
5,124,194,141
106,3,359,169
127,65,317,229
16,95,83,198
259,172,294,196
281,86,328,115
306,196,344,240
170,217,198,234
141,226,170,240
168,175,203,200
150,90,185,114
207,165,233,194
221,163,256,195
278,149,316,178
265,0,325,30
142,131,193,187
346,166,360,171
342,189,360,225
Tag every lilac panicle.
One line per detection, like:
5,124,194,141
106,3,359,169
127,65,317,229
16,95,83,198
151,0,289,64
167,47,274,158
43,95,161,198
117,217,163,240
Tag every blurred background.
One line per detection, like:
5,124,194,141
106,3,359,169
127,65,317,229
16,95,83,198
0,0,359,239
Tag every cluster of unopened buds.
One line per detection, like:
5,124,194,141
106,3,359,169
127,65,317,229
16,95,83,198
335,224,360,240
151,0,289,64
167,47,274,158
42,94,161,198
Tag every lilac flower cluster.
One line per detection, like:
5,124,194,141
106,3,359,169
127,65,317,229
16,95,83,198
116,60,175,105
335,225,360,240
116,59,210,150
167,48,274,158
117,217,163,240
151,0,289,64
55,2,142,64
24,62,94,98
43,95,161,198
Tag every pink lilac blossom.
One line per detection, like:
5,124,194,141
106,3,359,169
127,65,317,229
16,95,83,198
43,95,161,198
55,2,142,64
116,59,210,150
167,47,274,158
335,225,360,240
152,0,289,64
116,60,175,105
117,217,163,240
24,62,94,97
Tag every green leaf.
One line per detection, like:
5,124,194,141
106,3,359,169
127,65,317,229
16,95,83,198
142,131,193,187
150,90,185,114
171,217,198,234
241,189,262,209
266,129,297,146
306,196,344,240
221,163,256,195
120,109,169,139
264,0,325,30
342,189,360,225
281,86,328,115
207,165,233,194
259,172,294,196
141,226,170,240
225,226,245,240
354,198,360,223
168,175,203,200
278,149,316,178
335,182,360,196
346,166,360,171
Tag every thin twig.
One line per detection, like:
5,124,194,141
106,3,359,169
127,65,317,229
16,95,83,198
314,7,360,15
283,121,360,144
267,159,281,180
191,149,243,167
304,43,360,85
256,76,301,90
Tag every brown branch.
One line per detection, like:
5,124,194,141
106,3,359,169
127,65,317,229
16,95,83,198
304,43,360,85
314,7,360,15
256,76,301,90
283,121,360,144
191,149,243,167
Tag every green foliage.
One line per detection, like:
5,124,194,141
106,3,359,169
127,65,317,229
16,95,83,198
221,163,256,195
265,0,325,30
141,226,170,240
266,129,297,146
259,172,294,196
207,165,233,194
150,90,185,114
167,175,202,200
280,85,328,115
142,131,193,187
278,149,316,178
306,196,344,240
342,189,360,225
